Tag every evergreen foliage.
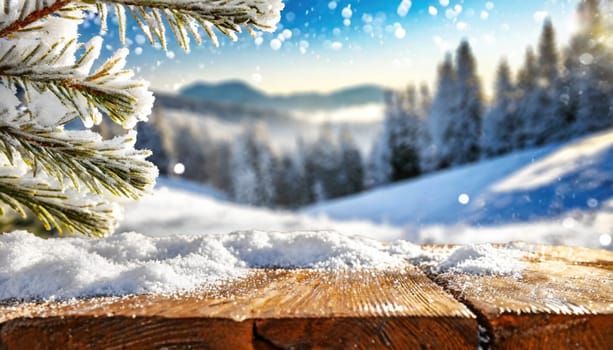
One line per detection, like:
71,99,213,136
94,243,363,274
230,122,277,206
386,88,422,181
482,59,518,157
447,40,483,166
427,53,456,171
338,126,365,195
375,0,611,189
0,0,283,236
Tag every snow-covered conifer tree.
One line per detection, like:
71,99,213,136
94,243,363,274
448,40,483,166
230,122,277,206
416,83,433,170
0,0,283,236
304,123,343,201
538,19,560,86
515,47,540,149
533,18,562,144
418,83,432,119
273,152,308,208
427,41,482,169
172,123,211,182
388,87,422,181
564,0,613,135
366,135,392,188
338,127,364,195
135,107,169,175
482,59,518,157
426,53,456,171
514,20,564,146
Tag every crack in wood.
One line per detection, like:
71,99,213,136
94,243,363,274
0,322,6,350
415,266,495,350
252,320,283,350
414,245,613,349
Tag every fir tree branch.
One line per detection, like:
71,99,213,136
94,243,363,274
0,175,118,237
94,0,284,49
0,1,80,38
0,123,157,200
0,40,152,128
1,0,283,49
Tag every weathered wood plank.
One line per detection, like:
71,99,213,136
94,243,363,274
429,244,613,349
0,265,477,349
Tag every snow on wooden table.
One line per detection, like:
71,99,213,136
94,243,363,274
0,245,611,349
0,265,477,349
427,244,613,349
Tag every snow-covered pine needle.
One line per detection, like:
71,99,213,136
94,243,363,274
96,0,284,50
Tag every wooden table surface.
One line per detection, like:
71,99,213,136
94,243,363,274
1,244,611,349
428,244,613,349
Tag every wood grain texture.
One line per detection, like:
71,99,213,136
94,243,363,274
429,244,613,350
0,265,477,349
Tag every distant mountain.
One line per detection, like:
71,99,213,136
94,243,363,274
179,81,386,110
153,91,292,122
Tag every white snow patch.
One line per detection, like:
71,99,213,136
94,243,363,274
28,90,68,127
0,230,528,301
434,244,525,277
0,230,404,300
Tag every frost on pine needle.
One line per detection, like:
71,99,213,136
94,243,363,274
0,0,284,237
95,0,285,50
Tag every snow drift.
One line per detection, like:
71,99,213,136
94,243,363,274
0,230,525,300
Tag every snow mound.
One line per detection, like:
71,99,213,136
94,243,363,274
0,231,527,301
223,230,403,269
0,230,405,300
434,244,526,277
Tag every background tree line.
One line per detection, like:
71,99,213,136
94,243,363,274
369,0,612,186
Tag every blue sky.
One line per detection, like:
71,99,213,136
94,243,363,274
85,0,581,95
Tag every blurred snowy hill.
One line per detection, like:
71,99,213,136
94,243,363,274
120,130,613,249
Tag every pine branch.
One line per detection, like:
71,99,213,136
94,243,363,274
0,1,85,38
0,174,118,237
0,38,153,128
94,0,284,49
0,123,157,199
